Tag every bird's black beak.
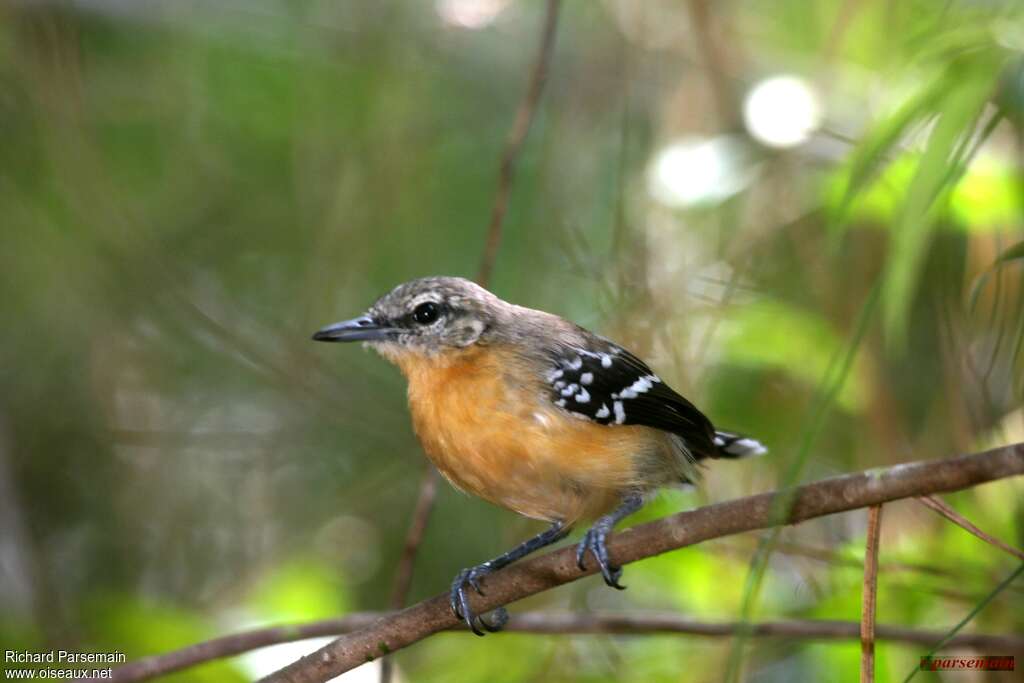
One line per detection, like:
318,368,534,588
312,315,396,343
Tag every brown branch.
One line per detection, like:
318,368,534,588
102,609,1024,683
386,468,440,609
860,505,883,683
684,0,740,127
379,465,438,683
256,443,1024,683
917,494,1024,561
475,0,562,286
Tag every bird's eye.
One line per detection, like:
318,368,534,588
413,302,440,325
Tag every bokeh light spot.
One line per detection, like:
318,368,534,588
436,0,510,29
646,136,754,208
743,75,822,148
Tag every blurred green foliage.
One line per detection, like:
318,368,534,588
1,1,1022,681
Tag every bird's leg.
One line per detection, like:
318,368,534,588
576,493,643,589
450,520,569,636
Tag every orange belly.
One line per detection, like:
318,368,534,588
390,345,673,523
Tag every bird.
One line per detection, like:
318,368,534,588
313,276,765,634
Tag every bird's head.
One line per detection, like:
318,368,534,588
313,276,503,359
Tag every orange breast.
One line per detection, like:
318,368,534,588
393,345,669,524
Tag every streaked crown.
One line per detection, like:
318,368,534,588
313,276,501,352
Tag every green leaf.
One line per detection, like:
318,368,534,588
829,77,947,238
827,153,1021,232
948,157,1022,230
718,299,871,411
882,58,1003,347
992,240,1024,265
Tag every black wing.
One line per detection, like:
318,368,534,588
543,340,718,457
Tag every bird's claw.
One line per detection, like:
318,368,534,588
450,565,508,635
576,525,626,589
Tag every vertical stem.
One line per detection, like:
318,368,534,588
379,465,439,683
861,505,883,683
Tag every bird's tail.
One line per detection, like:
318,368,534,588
712,430,767,459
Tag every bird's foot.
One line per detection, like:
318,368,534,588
449,564,509,635
576,523,625,589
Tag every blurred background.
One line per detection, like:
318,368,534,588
1,0,1023,681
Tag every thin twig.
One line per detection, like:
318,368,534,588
387,468,440,609
917,494,1024,561
256,443,1024,683
475,0,562,286
860,505,883,683
735,538,954,580
103,610,1024,683
379,465,438,683
684,0,739,127
380,6,563,680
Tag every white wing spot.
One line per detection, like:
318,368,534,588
580,372,593,385
732,438,768,456
567,357,583,371
613,401,626,424
560,383,578,397
595,404,610,419
600,354,612,368
546,368,564,382
575,388,590,403
554,380,566,390
555,398,567,408
619,374,658,399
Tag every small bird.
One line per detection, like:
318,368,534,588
313,276,765,634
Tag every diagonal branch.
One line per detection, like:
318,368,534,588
917,494,1024,561
378,466,438,683
386,466,440,611
258,443,1024,683
104,610,1024,683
